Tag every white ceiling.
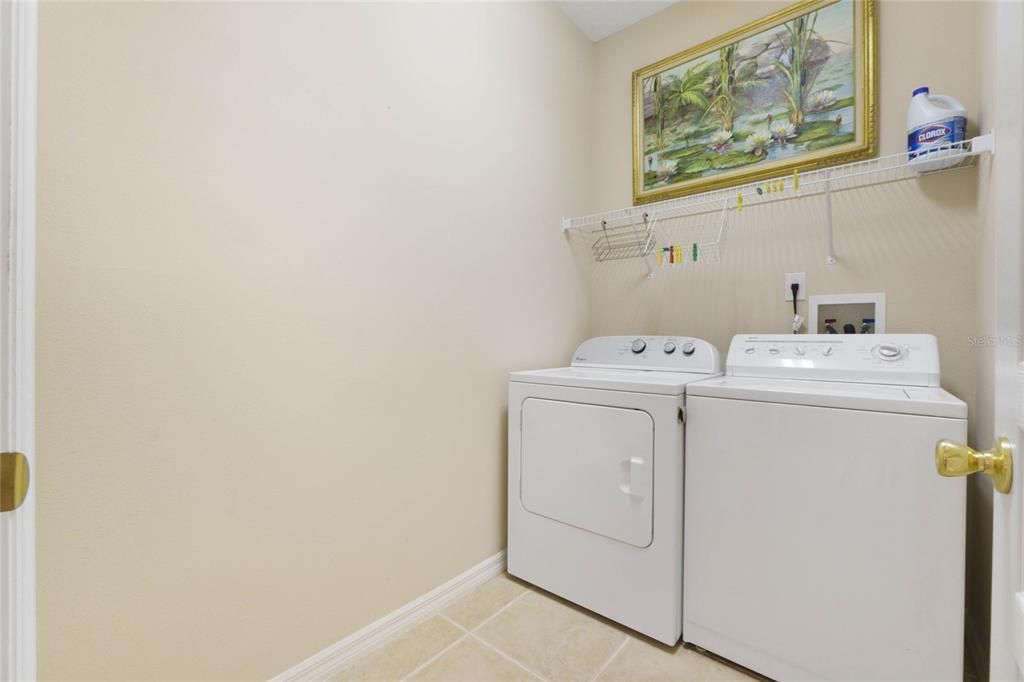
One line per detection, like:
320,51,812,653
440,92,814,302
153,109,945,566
556,1,679,42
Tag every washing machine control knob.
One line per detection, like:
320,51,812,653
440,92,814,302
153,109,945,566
768,346,780,355
681,342,696,355
744,346,755,354
877,343,903,360
631,338,647,354
794,346,806,355
663,342,676,354
822,346,834,357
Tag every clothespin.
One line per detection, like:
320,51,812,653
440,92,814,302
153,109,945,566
737,192,743,212
657,248,664,267
692,243,698,263
793,169,800,191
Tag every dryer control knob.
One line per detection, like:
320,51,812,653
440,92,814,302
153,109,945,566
822,346,834,357
663,342,676,354
768,346,780,355
794,346,806,355
631,338,647,354
681,342,696,355
745,346,756,355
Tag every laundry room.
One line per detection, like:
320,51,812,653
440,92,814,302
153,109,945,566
3,0,1020,681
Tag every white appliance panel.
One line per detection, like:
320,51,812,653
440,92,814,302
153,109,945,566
684,395,966,680
570,335,720,374
508,382,687,645
521,399,654,548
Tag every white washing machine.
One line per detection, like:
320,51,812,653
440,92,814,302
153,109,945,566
684,334,967,680
507,335,721,645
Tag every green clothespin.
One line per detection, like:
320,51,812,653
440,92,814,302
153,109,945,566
692,243,698,262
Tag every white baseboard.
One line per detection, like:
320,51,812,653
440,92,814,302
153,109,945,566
272,550,507,681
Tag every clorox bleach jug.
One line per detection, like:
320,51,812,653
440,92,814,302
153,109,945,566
907,86,967,170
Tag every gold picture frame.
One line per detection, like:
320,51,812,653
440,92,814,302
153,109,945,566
632,0,876,204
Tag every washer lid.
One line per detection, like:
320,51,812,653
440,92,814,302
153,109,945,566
687,375,966,418
510,366,713,396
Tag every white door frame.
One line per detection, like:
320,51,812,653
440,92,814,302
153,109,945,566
0,1,37,680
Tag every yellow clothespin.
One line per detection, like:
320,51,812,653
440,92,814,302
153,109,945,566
778,179,784,193
793,169,800,191
737,192,743,212
657,248,663,267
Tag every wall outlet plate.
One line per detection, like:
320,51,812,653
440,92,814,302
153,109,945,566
784,272,806,301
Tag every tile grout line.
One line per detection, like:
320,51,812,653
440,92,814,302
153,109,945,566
468,588,531,634
466,632,551,682
586,634,630,682
438,613,470,634
398,631,469,682
463,588,551,682
401,589,535,681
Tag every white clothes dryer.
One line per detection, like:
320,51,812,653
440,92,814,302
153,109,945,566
507,335,721,645
684,334,967,680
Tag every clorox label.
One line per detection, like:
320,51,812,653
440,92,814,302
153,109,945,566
908,116,966,158
916,125,952,143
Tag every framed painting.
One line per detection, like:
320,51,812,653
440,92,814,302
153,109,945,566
632,0,876,204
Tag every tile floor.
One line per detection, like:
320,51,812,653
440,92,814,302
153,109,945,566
333,574,760,682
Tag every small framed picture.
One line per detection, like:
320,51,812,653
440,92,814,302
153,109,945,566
809,292,885,334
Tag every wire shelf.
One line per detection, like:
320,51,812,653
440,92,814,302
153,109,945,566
654,198,731,268
562,132,994,268
586,214,658,263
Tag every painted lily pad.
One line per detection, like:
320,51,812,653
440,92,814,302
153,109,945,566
662,145,708,161
794,120,841,142
805,132,855,150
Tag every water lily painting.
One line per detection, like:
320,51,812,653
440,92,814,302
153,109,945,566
632,0,876,204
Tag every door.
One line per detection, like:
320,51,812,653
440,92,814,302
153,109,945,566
952,3,1024,679
0,2,37,680
520,398,654,548
987,3,1024,679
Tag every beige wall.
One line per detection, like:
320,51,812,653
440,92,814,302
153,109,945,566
36,3,591,679
36,1,996,679
587,0,980,416
586,0,986,669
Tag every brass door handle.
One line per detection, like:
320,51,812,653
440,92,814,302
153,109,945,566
935,437,1013,494
0,452,30,512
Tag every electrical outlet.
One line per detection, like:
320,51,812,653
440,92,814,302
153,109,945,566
785,272,806,301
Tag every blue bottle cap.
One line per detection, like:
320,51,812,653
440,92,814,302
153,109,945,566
912,86,929,96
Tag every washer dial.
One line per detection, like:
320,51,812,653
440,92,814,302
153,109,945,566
876,343,903,360
631,338,647,354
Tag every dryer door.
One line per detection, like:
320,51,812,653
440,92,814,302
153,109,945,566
520,398,654,548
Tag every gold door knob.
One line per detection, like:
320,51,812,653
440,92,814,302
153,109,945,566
935,437,1013,494
0,452,30,512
